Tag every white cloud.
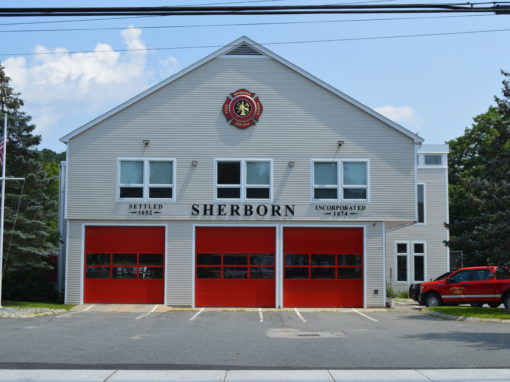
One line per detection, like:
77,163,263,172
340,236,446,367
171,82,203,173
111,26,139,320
3,27,179,141
374,105,424,133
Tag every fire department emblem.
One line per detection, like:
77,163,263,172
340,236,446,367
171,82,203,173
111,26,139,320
222,89,263,129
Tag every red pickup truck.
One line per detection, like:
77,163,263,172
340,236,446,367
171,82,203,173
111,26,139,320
419,266,510,308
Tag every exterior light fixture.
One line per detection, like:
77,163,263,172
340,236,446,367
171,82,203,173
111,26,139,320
143,139,150,146
337,140,344,147
288,161,295,167
191,160,198,167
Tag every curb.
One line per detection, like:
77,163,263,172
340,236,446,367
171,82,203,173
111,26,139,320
422,308,510,324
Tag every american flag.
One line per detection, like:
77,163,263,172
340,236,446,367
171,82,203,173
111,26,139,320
0,131,7,167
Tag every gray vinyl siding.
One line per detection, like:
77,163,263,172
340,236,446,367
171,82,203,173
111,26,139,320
365,222,385,307
65,55,416,223
167,222,193,306
65,220,82,305
386,167,449,290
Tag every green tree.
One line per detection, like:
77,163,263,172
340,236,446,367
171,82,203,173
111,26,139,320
447,72,510,266
0,63,57,301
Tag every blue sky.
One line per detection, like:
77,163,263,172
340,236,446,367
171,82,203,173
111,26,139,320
1,0,509,152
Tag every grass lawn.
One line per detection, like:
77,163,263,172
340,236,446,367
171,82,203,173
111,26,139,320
429,306,510,320
3,301,74,310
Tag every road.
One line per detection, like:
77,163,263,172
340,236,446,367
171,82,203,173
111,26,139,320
0,307,509,369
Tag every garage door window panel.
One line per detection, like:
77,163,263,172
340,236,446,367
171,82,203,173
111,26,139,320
196,253,274,280
86,267,110,279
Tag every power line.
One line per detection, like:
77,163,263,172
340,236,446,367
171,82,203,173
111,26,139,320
0,3,509,17
0,14,494,33
0,1,492,25
1,26,509,57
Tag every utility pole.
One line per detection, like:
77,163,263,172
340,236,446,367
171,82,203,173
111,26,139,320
0,113,7,307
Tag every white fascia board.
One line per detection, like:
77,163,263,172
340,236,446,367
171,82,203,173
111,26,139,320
60,35,424,144
418,144,450,154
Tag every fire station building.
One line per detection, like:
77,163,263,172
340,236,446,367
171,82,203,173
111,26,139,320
58,36,449,308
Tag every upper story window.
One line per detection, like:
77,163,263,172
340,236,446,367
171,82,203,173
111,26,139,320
118,159,175,201
417,183,425,224
417,153,447,167
215,159,271,201
312,160,369,202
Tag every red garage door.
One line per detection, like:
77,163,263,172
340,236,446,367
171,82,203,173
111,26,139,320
283,227,363,308
84,226,165,303
195,227,275,307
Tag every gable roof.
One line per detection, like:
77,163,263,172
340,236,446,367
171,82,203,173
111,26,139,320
60,36,424,143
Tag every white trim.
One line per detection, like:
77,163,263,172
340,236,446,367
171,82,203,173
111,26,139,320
363,225,367,309
416,183,426,225
382,222,386,307
60,36,423,144
311,158,370,204
80,224,85,304
164,225,169,306
394,240,410,284
81,223,168,305
213,158,273,202
191,225,196,308
192,223,279,309
219,55,268,59
116,158,176,202
276,224,283,308
64,146,69,220
64,219,70,304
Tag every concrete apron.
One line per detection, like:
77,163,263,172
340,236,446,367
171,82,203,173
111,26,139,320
72,304,389,313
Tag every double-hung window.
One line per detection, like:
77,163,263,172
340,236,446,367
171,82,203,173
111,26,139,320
216,159,271,201
118,159,175,201
395,241,426,283
312,159,369,202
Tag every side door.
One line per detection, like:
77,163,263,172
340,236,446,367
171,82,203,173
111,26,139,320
438,269,472,304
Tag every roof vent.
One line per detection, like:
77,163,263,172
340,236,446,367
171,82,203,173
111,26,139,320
225,43,263,56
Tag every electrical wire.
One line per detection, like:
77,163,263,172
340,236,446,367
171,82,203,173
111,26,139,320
0,14,494,33
1,26,509,57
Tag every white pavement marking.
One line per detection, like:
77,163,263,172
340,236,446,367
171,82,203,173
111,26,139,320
135,304,159,320
418,368,510,381
190,307,205,321
83,304,95,312
294,308,307,323
351,308,378,322
56,312,74,318
258,308,263,323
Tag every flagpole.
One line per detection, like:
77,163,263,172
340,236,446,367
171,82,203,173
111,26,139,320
0,112,7,307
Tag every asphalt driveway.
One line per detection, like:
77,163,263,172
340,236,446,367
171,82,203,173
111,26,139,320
0,306,509,369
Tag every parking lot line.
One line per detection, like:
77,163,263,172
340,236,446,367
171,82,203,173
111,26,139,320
189,307,204,321
135,304,159,320
294,308,307,323
351,308,378,322
55,312,73,318
258,308,263,323
83,304,95,312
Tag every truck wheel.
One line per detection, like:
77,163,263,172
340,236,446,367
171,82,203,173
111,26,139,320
504,294,510,309
488,302,500,308
425,293,441,307
470,303,483,308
